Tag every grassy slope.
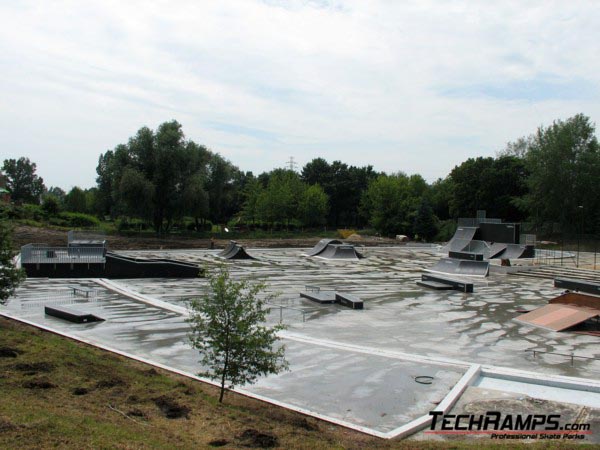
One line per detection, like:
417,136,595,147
0,318,586,449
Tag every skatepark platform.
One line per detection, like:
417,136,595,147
300,290,337,304
426,258,489,277
419,274,474,293
335,292,364,309
217,241,255,260
554,278,600,296
45,305,104,323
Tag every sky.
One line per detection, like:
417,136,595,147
1,0,599,190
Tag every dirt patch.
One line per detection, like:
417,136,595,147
95,377,126,389
14,362,54,374
12,225,400,251
0,347,21,358
22,378,57,390
153,396,190,419
208,439,229,447
143,368,159,376
291,417,319,431
0,416,17,432
127,408,147,419
237,429,279,448
72,387,89,396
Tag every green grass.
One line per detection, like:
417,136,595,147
0,318,592,449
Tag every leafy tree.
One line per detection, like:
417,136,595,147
2,157,45,204
519,114,600,232
64,187,88,213
0,223,26,304
41,195,61,216
187,266,287,403
448,156,527,221
97,121,236,234
299,184,329,227
301,158,377,227
413,200,438,241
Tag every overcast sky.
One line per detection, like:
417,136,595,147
1,0,599,190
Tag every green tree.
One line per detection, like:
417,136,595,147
187,266,287,403
41,195,61,216
519,114,600,232
0,223,26,304
448,156,527,221
64,187,88,213
413,200,438,241
2,157,45,204
299,184,329,227
361,173,423,237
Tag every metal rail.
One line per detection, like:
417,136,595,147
526,349,600,367
21,244,106,264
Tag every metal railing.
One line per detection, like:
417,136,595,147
68,230,107,244
457,217,503,227
21,244,106,264
526,349,600,367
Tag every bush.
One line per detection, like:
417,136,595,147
57,212,100,228
337,229,357,239
434,220,457,242
20,204,44,221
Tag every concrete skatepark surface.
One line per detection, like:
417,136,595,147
4,246,600,439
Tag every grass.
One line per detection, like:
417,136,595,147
0,317,591,449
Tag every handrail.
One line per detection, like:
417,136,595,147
526,349,600,366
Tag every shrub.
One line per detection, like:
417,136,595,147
58,212,100,228
337,229,357,239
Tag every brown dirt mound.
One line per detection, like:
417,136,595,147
22,378,57,390
153,396,190,419
0,347,21,358
14,362,54,374
237,429,279,448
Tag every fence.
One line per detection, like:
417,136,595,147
20,244,106,264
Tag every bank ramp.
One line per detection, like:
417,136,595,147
425,257,489,277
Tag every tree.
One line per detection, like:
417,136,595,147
448,156,527,221
2,157,45,204
413,200,438,241
188,266,288,403
0,223,26,304
64,187,88,213
519,114,600,232
97,121,237,234
299,184,329,227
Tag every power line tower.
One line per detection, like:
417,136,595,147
286,156,298,172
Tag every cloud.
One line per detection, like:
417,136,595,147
0,0,599,188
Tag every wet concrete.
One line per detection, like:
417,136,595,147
4,246,600,436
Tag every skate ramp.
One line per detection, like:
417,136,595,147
217,242,255,260
487,242,508,259
305,238,343,257
315,244,363,260
217,241,238,257
500,244,534,259
425,257,489,277
442,226,478,252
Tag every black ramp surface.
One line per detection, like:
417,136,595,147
487,242,508,259
222,245,255,260
426,258,489,277
217,241,237,257
501,244,534,259
305,238,343,256
461,240,489,254
45,305,104,323
315,244,361,260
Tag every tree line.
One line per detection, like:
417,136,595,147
2,114,599,239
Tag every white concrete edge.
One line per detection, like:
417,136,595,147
480,365,600,393
382,365,483,439
422,269,488,278
435,364,482,413
94,279,190,316
0,310,390,439
279,331,473,369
